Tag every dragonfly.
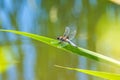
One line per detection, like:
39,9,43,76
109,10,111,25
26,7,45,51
57,27,77,47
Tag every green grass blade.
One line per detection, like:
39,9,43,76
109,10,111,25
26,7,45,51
0,30,120,67
55,65,120,80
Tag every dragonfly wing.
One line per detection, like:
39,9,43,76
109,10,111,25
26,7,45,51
69,28,76,40
63,27,70,36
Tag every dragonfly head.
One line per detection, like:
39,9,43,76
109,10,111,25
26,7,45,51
57,36,62,40
57,37,60,40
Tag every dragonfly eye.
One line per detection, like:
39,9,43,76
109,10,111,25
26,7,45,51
67,36,69,39
57,37,60,40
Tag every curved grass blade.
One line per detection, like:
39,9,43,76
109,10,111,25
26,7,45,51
0,30,120,67
55,65,120,80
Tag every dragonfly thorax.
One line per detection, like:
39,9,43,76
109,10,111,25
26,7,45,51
57,36,69,41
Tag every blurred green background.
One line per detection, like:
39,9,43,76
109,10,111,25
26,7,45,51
0,0,120,80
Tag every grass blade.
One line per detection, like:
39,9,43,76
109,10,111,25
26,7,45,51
55,65,120,80
0,30,120,67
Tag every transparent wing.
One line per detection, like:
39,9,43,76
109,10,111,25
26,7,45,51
63,27,70,36
69,28,76,40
